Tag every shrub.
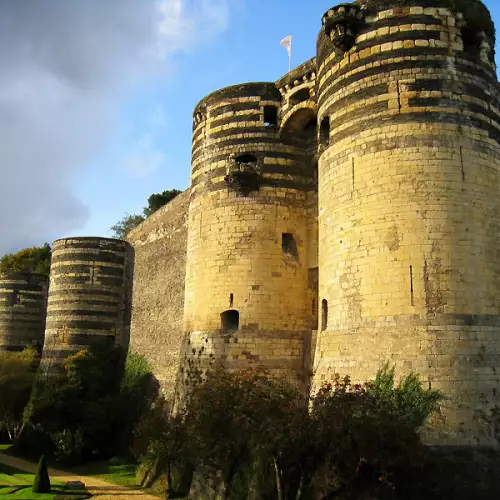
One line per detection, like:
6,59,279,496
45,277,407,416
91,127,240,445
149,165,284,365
32,455,51,493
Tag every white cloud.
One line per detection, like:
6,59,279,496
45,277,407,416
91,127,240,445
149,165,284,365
124,134,166,179
0,0,233,254
157,0,230,54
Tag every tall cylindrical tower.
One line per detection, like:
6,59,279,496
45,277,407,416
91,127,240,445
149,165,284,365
314,0,500,444
0,272,48,352
184,82,315,384
41,237,133,368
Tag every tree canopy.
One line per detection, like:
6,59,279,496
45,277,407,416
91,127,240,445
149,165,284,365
0,243,51,276
110,189,182,239
110,213,146,240
143,190,182,217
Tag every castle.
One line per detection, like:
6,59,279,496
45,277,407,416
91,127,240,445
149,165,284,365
1,0,500,447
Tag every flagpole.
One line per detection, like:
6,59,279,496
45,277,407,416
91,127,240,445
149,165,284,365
288,37,292,73
280,35,293,74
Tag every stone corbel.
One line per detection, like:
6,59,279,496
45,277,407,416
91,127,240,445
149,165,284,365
322,3,363,53
224,154,263,196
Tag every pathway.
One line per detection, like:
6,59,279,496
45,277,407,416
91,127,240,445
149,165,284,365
0,452,160,499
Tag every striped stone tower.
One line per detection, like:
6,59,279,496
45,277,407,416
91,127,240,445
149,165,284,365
41,237,133,370
183,82,317,385
313,0,500,445
0,272,48,352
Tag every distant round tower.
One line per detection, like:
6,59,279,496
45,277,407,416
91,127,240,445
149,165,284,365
0,272,48,352
184,82,316,384
314,0,500,444
41,237,133,369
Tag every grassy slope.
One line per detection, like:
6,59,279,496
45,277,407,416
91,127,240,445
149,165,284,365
70,458,138,488
0,463,87,499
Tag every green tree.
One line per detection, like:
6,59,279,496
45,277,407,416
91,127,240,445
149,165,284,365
143,190,182,217
0,243,51,275
20,345,158,464
110,213,145,239
0,347,38,441
110,189,182,239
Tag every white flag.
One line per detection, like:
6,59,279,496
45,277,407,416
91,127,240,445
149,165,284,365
280,35,292,56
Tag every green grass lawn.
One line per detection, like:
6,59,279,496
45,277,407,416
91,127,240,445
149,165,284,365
70,457,138,488
0,463,89,499
0,446,11,453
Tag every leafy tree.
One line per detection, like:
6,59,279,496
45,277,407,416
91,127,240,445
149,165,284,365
0,243,51,276
110,213,145,239
143,190,182,217
110,189,182,239
20,345,158,464
0,347,38,442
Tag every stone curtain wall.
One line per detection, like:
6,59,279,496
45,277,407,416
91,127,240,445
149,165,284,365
184,82,316,386
41,237,132,370
127,190,190,400
313,0,500,445
0,273,48,352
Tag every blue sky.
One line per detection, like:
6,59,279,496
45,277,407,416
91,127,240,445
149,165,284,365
1,0,499,253
72,0,351,240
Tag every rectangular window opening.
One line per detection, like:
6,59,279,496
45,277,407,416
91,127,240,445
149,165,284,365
282,233,299,260
264,106,278,127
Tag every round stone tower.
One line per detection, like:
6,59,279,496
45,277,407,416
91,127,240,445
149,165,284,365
41,237,133,369
184,82,316,385
313,0,500,444
0,272,48,352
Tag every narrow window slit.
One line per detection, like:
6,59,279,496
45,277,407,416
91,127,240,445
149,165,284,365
320,117,330,146
229,293,234,308
351,157,355,196
410,265,414,306
321,299,328,331
460,146,465,186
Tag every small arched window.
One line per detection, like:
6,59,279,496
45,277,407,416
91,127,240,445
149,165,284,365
221,310,239,333
321,299,328,331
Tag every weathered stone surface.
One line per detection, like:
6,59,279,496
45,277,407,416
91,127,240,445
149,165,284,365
314,0,500,446
41,237,132,371
36,0,500,447
0,272,48,352
126,190,190,400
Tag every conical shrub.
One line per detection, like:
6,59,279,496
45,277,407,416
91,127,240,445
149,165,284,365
33,455,51,493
